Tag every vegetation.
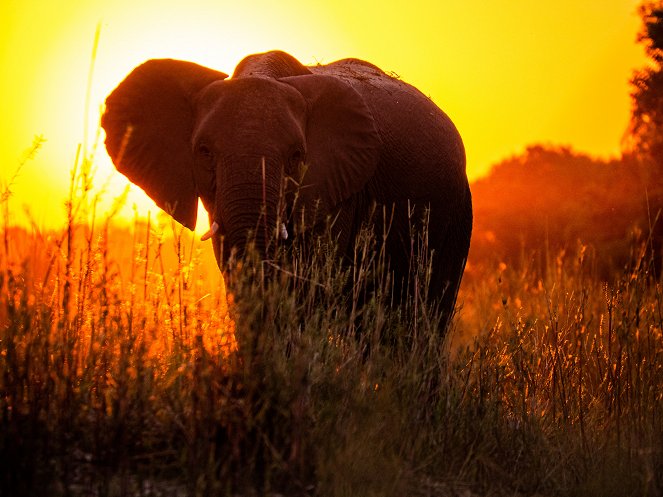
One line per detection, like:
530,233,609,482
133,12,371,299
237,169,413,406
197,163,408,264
1,149,663,496
2,3,663,496
469,1,663,281
469,145,651,278
630,1,663,173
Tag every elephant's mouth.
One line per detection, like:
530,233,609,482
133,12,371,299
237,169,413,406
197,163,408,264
201,221,290,242
201,220,291,269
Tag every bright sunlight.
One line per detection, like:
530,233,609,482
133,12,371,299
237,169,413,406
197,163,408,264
0,0,646,230
3,0,663,494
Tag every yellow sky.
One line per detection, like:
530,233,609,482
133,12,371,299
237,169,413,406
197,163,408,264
0,0,648,230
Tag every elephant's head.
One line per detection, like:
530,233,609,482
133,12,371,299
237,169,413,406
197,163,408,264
102,57,381,267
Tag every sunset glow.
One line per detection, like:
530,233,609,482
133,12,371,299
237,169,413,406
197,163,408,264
1,0,647,230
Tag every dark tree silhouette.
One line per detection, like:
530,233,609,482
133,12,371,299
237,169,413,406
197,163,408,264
465,4,663,280
631,3,663,165
629,1,663,273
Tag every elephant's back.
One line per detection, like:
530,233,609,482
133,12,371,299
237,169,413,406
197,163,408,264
314,59,472,324
312,60,468,205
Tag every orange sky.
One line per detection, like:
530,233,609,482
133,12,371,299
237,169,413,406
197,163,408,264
0,0,648,230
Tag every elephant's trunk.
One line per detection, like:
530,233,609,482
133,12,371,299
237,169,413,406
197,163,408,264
213,156,287,268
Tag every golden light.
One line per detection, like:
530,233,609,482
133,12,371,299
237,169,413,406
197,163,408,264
0,0,648,232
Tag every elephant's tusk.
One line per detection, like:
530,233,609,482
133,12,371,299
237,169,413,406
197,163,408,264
201,221,219,241
280,223,288,240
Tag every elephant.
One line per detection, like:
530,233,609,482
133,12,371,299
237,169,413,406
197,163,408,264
102,50,472,331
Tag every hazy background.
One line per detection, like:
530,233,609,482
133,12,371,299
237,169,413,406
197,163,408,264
0,0,646,229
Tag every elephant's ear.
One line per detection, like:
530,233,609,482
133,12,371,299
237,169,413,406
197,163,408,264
280,75,381,211
102,59,227,229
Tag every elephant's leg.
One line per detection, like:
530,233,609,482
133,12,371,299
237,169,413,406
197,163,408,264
428,195,472,332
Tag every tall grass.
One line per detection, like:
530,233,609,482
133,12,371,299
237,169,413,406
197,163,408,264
1,155,663,496
456,241,663,496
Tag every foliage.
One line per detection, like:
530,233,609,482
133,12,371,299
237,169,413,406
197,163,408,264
469,145,656,279
626,1,663,274
630,1,663,164
5,10,663,489
1,161,663,496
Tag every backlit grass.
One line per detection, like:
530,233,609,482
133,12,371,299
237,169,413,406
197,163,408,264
1,157,662,496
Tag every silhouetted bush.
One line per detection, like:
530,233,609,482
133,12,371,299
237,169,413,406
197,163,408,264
469,145,659,279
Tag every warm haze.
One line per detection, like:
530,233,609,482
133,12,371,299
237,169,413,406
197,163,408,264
0,0,647,230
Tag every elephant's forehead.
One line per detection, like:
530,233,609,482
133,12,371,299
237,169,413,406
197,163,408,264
192,79,306,147
195,78,305,118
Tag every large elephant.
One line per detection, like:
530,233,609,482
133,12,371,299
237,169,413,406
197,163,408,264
102,50,472,329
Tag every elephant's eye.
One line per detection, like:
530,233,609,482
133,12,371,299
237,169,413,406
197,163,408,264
289,148,305,169
197,143,214,162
